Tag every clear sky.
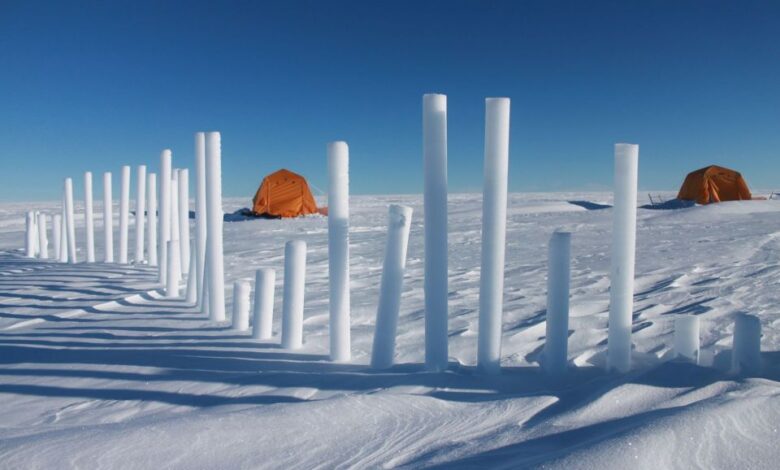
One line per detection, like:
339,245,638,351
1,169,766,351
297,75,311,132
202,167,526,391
2,0,779,201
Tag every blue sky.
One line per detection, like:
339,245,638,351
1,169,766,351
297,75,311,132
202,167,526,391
2,1,779,201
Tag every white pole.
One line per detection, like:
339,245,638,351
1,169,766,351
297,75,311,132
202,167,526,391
370,204,414,369
423,93,449,371
252,268,276,340
64,177,77,263
135,165,147,263
147,172,158,266
205,132,226,322
732,313,762,374
281,240,306,349
327,141,351,362
118,165,130,264
159,149,172,283
25,211,35,257
165,239,181,298
232,280,251,331
178,168,190,275
52,214,62,261
543,231,571,377
32,211,40,256
477,97,511,374
673,315,700,364
59,204,68,263
607,143,639,373
169,174,182,288
103,172,114,263
84,171,95,262
185,242,197,304
194,132,208,310
37,213,49,259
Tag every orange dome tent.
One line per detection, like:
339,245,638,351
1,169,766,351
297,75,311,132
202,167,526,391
677,165,752,205
252,169,320,218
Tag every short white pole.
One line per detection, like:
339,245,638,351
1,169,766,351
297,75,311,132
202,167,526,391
103,172,114,263
423,93,449,371
232,280,251,331
370,204,414,369
185,242,197,304
194,132,208,310
147,172,158,266
543,231,571,377
732,313,762,374
119,165,130,264
52,213,62,260
477,97,511,375
32,211,40,256
25,211,36,257
165,239,181,298
37,212,49,259
135,165,147,263
281,240,306,349
327,141,351,362
252,268,276,340
58,204,68,263
159,149,172,283
205,132,226,322
64,177,77,263
169,174,181,287
84,171,95,262
607,143,639,373
178,168,190,275
673,315,700,364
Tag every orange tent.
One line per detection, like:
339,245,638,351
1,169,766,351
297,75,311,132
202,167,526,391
252,169,320,218
677,165,752,204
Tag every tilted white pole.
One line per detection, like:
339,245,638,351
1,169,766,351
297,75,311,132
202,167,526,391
477,97,511,374
64,177,77,263
232,280,251,331
194,132,208,310
147,172,158,266
135,165,147,263
165,239,181,298
25,211,35,257
159,149,172,283
674,315,699,364
52,213,62,261
327,141,351,362
423,93,449,371
205,132,226,321
607,143,639,373
119,165,131,264
178,168,191,275
103,172,114,263
37,213,49,259
84,171,95,262
58,204,68,263
185,243,197,304
543,231,571,377
252,268,276,340
732,313,762,375
370,204,414,369
282,240,306,349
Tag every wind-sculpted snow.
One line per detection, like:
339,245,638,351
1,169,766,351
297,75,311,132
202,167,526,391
0,193,779,468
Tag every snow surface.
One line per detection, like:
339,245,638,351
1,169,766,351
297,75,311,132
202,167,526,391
1,193,780,469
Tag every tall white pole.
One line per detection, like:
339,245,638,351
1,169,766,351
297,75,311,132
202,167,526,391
732,313,762,375
52,213,62,261
37,213,49,259
477,97,511,374
64,177,77,263
119,165,131,264
607,143,639,373
103,172,114,263
205,132,226,322
194,132,208,310
147,172,158,266
165,239,181,298
543,231,571,377
159,149,172,283
178,168,190,275
370,204,414,369
185,243,197,304
282,240,306,349
423,93,449,371
58,204,68,263
25,211,36,257
32,211,40,256
169,174,182,288
674,315,699,364
252,268,276,340
327,141,351,362
84,171,95,262
135,165,147,263
232,280,251,331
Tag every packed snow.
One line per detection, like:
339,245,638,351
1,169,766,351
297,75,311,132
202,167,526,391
1,193,780,469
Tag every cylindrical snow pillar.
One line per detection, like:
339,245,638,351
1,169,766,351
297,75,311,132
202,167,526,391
370,204,414,369
543,231,571,377
423,93,449,371
328,141,351,362
281,240,306,349
103,172,114,263
477,97,511,374
165,239,181,298
58,204,68,263
135,165,147,263
732,313,762,375
147,172,158,266
159,149,172,283
607,143,639,373
178,168,190,275
170,172,180,242
194,132,208,310
37,213,49,259
252,268,276,340
185,242,197,304
52,214,62,260
205,132,226,322
84,171,95,262
64,177,77,263
118,165,131,264
673,315,700,364
232,280,251,331
25,211,36,257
